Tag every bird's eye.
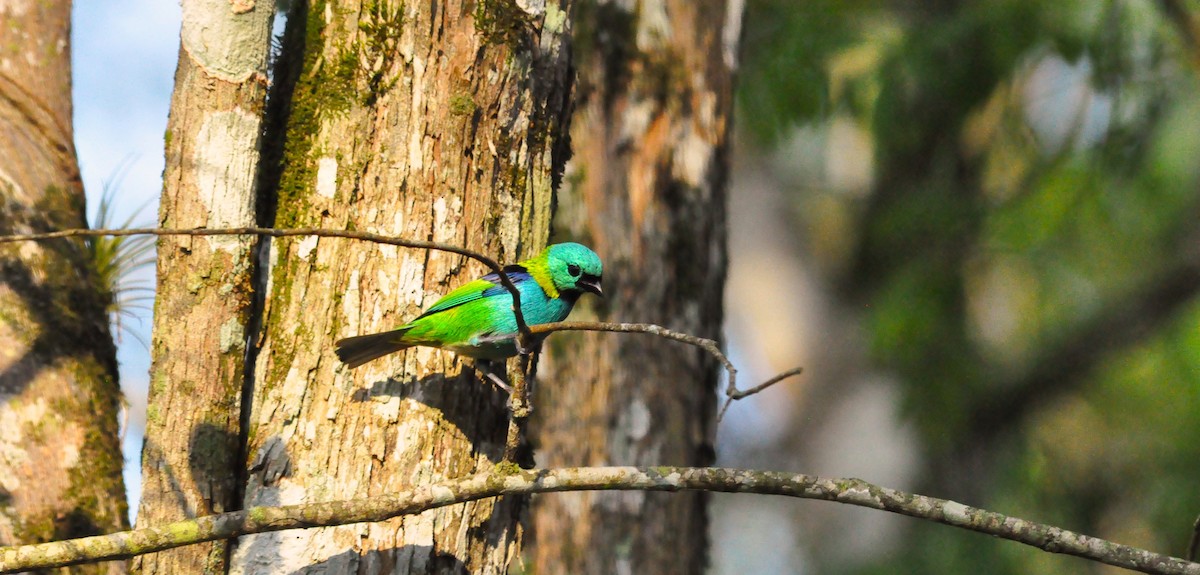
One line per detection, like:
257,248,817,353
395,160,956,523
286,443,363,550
567,264,581,277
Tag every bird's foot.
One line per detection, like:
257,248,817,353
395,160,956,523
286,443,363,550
482,370,513,394
463,359,513,394
515,335,543,356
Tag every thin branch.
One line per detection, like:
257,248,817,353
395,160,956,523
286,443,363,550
0,226,533,340
717,366,805,421
528,321,801,420
1,228,801,419
1,465,1197,574
3,229,803,466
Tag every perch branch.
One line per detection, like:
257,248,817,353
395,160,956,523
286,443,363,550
1,466,1197,575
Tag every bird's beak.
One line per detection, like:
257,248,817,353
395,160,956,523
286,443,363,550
578,274,603,297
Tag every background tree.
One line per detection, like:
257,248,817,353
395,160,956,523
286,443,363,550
0,1,127,573
531,0,735,573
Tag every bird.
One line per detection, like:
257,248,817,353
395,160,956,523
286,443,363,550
335,242,603,369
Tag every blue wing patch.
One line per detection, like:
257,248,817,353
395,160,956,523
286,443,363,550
413,264,530,320
479,264,531,298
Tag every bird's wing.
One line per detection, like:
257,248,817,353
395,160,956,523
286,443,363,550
412,264,531,319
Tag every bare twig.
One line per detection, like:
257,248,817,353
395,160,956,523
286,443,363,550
0,226,533,340
528,321,801,420
717,366,805,421
1,465,1197,574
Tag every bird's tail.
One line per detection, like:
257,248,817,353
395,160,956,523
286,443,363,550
335,328,413,368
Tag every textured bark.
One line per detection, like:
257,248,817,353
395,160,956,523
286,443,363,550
530,0,738,572
0,1,128,573
132,2,273,574
229,0,574,573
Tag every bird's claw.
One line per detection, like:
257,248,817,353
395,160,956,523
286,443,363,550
463,358,513,394
515,335,542,356
483,370,513,393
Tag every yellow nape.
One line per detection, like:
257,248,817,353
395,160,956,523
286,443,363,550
522,251,559,299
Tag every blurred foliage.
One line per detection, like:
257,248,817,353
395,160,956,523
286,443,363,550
739,0,1200,572
738,0,876,142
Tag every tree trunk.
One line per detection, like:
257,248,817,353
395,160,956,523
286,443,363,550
132,2,273,574
530,0,737,573
229,1,574,572
0,1,128,573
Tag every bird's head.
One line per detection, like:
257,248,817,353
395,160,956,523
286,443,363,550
545,242,603,298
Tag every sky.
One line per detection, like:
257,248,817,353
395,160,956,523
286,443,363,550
73,0,181,515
